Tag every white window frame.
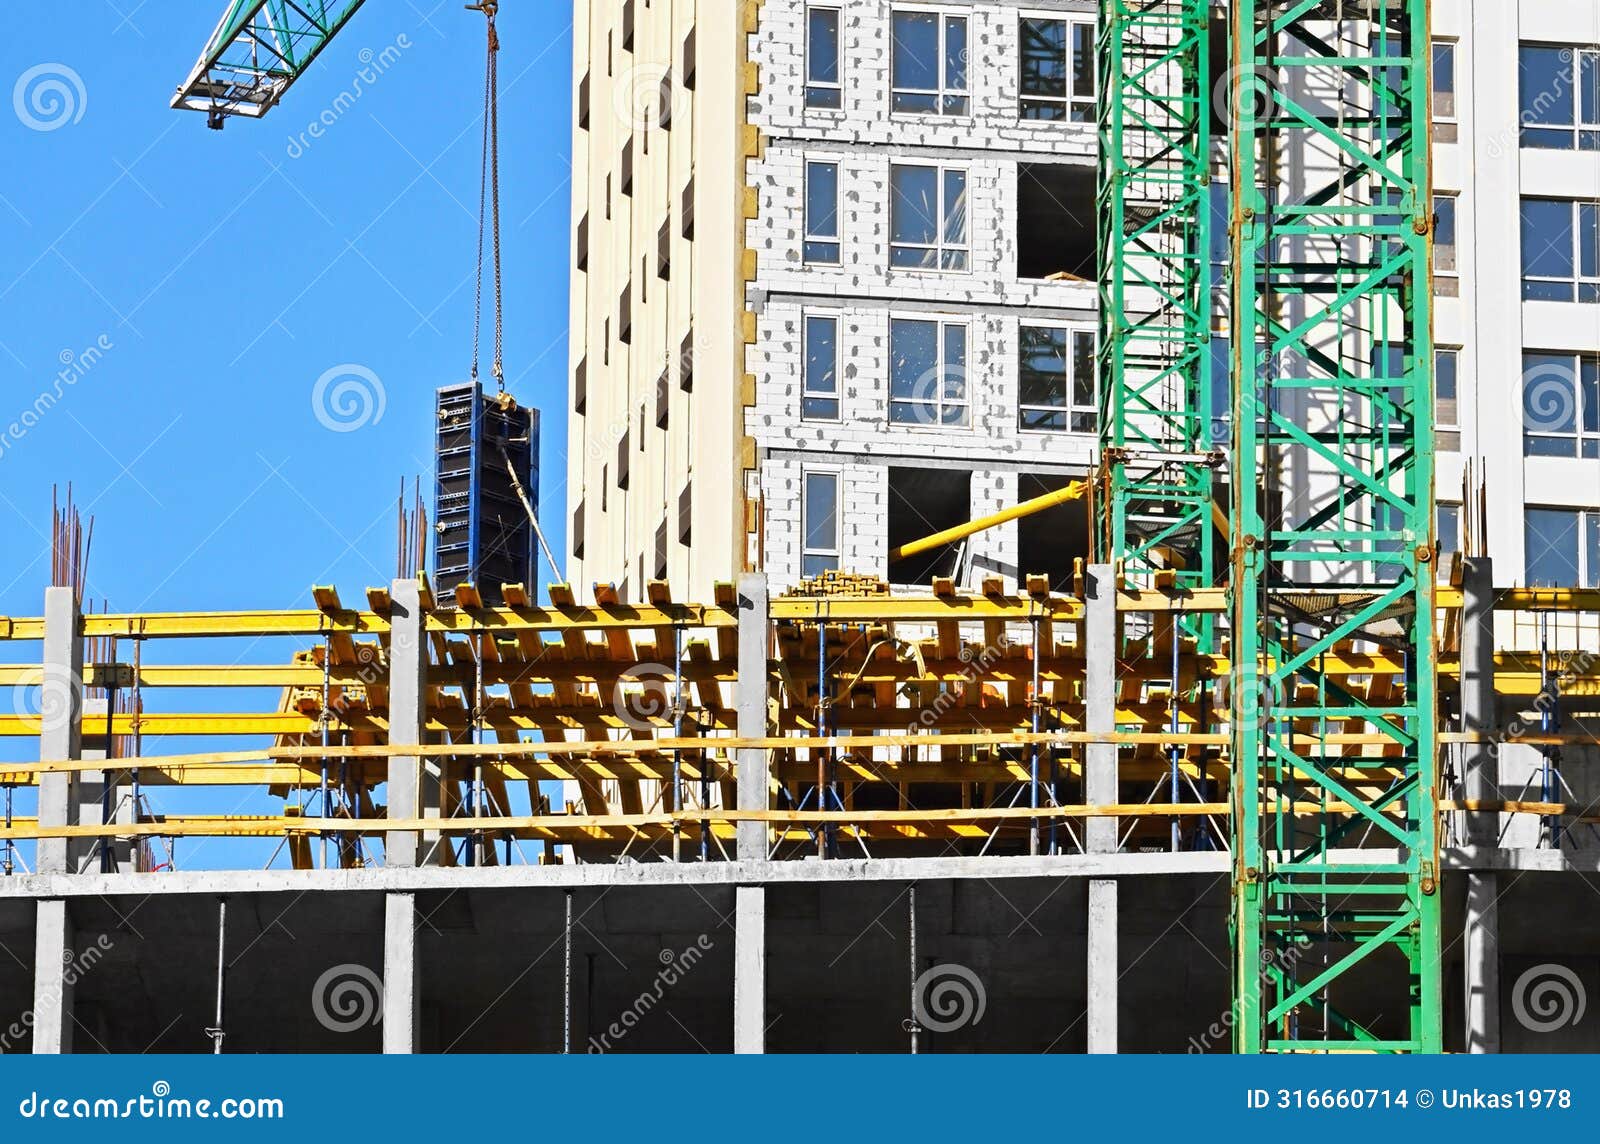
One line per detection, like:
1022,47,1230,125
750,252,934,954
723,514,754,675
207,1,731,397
804,4,843,111
1522,351,1600,458
1432,192,1458,277
888,314,971,428
1521,198,1600,303
802,312,841,421
804,159,842,265
801,467,842,577
889,161,969,272
1017,13,1096,122
1017,321,1097,434
1431,39,1457,124
1434,346,1461,453
1525,506,1600,588
1519,43,1600,151
889,5,970,117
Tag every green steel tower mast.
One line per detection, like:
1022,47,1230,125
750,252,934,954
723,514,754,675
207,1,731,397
1228,0,1441,1051
1095,0,1218,599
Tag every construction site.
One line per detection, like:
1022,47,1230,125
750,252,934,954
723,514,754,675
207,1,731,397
2,0,1599,1056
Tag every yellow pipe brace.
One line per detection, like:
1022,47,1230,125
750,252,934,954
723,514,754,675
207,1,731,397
888,478,1089,563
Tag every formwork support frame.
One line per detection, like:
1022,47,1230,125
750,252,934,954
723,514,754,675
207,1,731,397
1229,0,1441,1053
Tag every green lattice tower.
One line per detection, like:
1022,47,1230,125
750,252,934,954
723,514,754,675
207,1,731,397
1095,0,1219,611
1229,0,1441,1052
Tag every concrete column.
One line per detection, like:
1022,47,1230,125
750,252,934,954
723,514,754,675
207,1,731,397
37,587,83,877
1460,557,1500,1052
31,899,74,1053
733,575,769,1053
1464,871,1500,1053
1087,878,1118,1054
735,573,770,863
382,892,419,1054
1084,565,1117,852
733,885,766,1054
386,579,427,868
1084,565,1118,1053
1460,557,1497,845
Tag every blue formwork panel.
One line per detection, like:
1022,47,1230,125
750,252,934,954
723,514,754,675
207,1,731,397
432,380,539,606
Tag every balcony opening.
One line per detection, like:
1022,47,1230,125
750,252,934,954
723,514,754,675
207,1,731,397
887,467,971,586
1015,473,1089,592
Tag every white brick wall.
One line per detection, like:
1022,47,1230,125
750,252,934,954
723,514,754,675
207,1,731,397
748,0,1102,591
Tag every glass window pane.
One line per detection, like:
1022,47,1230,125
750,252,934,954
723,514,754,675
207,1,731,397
1588,513,1600,588
806,162,838,238
1438,504,1460,555
1582,51,1599,128
942,324,966,402
1435,349,1457,401
1523,353,1578,435
1585,358,1600,434
1072,23,1095,99
807,7,839,85
890,318,936,400
891,165,938,245
1433,42,1455,97
942,169,967,245
1072,331,1096,407
1582,203,1598,279
944,16,967,92
1020,18,1066,99
1522,199,1575,281
804,474,837,552
1526,508,1580,587
1434,196,1456,246
1019,326,1067,409
892,11,939,92
805,316,837,398
1520,46,1574,129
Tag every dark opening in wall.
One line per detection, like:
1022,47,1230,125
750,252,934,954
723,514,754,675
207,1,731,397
1017,163,1097,281
1016,473,1089,592
887,467,971,586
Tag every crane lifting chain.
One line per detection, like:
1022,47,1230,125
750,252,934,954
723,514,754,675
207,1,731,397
468,0,504,392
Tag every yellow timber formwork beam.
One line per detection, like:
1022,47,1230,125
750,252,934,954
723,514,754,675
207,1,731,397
886,478,1089,564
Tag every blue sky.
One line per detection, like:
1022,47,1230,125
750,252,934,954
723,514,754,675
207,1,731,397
0,2,574,620
0,3,574,862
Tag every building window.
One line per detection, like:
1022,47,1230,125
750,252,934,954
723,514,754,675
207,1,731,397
806,6,842,110
1435,347,1460,452
1432,40,1457,143
1433,193,1458,295
803,314,840,420
890,8,968,115
804,160,841,264
1522,351,1600,458
802,470,840,576
1521,198,1599,302
1018,325,1095,432
1019,16,1094,121
890,317,968,426
1438,503,1461,562
1520,44,1600,151
889,163,968,270
1526,507,1600,587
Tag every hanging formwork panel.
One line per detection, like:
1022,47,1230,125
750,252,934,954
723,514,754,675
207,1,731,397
433,381,540,607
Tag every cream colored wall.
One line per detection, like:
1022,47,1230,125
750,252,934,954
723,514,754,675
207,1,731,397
567,0,752,602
